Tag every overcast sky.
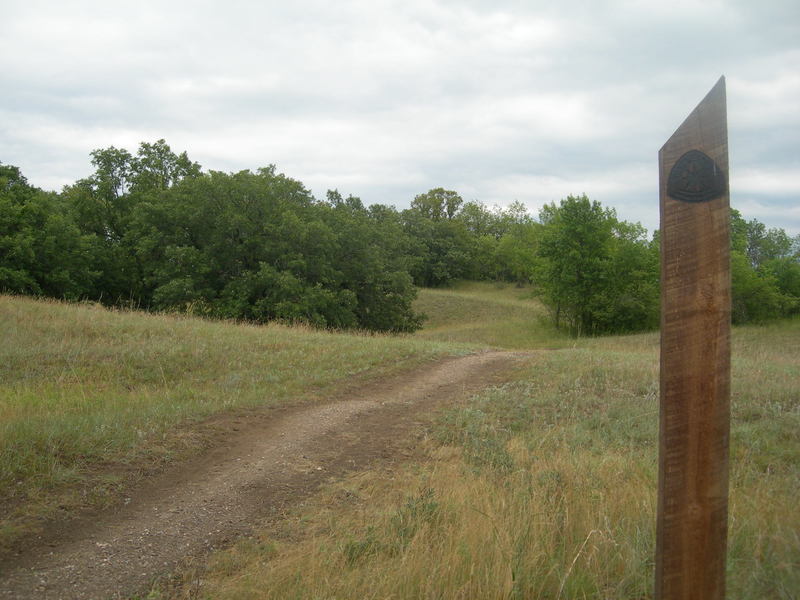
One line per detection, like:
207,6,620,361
2,0,798,235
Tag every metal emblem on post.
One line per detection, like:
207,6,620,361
667,150,727,203
656,77,731,600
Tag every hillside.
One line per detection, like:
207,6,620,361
1,292,798,599
0,295,467,553
413,281,566,349
184,292,799,599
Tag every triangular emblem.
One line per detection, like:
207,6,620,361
666,149,727,203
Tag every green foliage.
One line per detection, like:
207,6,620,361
731,253,795,323
58,140,203,303
765,256,800,305
410,187,463,221
4,148,797,333
130,169,422,331
0,164,97,298
493,227,540,283
1,148,424,332
730,209,799,323
403,194,542,287
535,194,659,335
402,207,474,286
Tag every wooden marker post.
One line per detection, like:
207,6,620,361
656,77,731,600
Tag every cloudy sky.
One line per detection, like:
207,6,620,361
2,0,798,235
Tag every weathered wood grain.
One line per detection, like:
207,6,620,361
656,76,731,600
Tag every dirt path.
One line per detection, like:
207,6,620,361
0,351,526,600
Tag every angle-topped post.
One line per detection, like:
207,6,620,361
656,76,731,600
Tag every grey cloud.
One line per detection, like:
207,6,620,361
1,0,798,234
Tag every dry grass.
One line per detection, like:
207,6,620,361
5,289,797,599
0,295,466,548
186,316,798,599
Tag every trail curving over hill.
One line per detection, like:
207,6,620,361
0,351,526,600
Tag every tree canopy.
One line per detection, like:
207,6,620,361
535,194,659,335
2,142,797,334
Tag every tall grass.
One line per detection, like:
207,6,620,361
0,295,465,546
414,281,567,349
5,288,796,599
192,317,798,599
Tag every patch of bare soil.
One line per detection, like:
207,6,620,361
0,351,526,600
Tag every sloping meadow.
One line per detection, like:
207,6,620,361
0,295,465,549
191,320,798,599
413,281,565,349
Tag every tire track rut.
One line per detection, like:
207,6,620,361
0,351,525,599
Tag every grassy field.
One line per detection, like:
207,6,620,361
0,295,468,549
180,287,799,600
2,289,797,598
413,281,567,349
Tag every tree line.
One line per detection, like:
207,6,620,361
2,140,798,334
